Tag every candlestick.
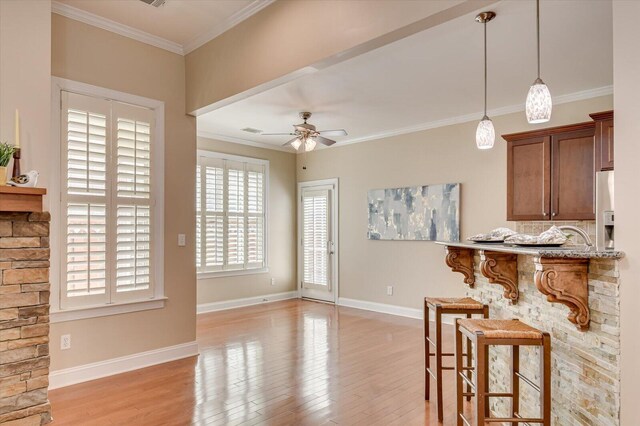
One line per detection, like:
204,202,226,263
15,109,20,148
12,148,21,179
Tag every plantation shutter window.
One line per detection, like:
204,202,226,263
61,91,156,309
196,153,267,275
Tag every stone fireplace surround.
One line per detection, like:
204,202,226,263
0,211,52,425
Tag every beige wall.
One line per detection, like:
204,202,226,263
0,0,51,194
297,95,613,309
50,15,197,370
196,137,297,304
613,2,640,423
185,0,498,114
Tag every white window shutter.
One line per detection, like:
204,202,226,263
60,91,155,309
246,163,265,267
112,102,154,302
65,203,108,298
302,190,329,287
61,92,111,308
196,154,267,274
196,166,202,269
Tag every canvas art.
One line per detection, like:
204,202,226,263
367,183,460,241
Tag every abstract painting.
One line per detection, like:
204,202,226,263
367,183,460,241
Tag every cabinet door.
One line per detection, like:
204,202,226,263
507,136,551,221
597,118,614,171
551,129,596,220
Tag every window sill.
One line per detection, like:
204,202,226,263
198,268,269,280
51,297,168,324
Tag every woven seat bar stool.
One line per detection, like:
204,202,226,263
424,297,489,421
454,318,551,426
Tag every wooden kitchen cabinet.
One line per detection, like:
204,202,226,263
590,110,614,171
551,128,596,220
506,135,551,221
503,122,596,221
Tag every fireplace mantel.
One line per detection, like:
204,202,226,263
0,187,46,213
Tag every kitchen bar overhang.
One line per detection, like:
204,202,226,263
436,241,624,331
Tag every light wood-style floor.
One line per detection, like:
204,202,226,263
49,299,468,425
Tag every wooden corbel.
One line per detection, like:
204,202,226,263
479,251,519,303
534,257,590,331
445,246,475,287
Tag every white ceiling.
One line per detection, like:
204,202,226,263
198,0,613,151
54,0,272,53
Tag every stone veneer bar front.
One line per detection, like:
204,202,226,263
0,211,52,425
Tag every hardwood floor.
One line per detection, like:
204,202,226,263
49,299,471,425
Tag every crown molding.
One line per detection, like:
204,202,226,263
198,130,294,153
198,85,612,153
335,85,613,148
52,1,184,55
51,0,275,56
183,0,276,55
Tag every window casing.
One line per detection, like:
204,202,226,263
196,151,268,276
60,91,159,310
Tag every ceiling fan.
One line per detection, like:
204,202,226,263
261,112,347,152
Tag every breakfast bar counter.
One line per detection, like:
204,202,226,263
434,240,622,424
436,241,624,259
435,241,624,330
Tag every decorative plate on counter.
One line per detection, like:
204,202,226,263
504,226,568,246
467,227,517,243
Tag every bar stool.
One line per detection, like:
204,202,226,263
424,297,489,421
454,318,551,426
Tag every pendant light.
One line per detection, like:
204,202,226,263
475,11,496,150
526,0,552,123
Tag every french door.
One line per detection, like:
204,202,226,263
298,179,338,303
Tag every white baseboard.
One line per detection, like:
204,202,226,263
338,297,422,319
337,297,459,325
197,291,299,314
49,341,199,389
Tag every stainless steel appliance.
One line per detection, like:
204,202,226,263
596,171,615,249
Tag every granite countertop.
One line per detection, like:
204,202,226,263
435,241,624,259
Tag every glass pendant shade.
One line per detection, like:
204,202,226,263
290,138,302,150
475,116,495,150
304,137,317,152
526,78,552,124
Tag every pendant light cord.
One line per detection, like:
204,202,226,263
536,0,541,79
483,19,488,116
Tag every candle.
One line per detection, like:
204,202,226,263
14,109,20,148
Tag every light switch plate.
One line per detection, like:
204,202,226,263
178,234,186,247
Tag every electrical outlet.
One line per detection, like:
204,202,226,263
60,334,71,350
271,278,276,286
386,286,393,296
177,234,186,247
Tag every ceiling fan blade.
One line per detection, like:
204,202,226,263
282,137,300,147
318,129,347,137
314,135,336,146
261,132,296,136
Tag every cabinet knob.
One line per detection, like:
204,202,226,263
542,211,547,217
552,212,557,217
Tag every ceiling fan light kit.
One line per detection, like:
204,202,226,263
290,138,302,150
526,0,552,124
262,112,347,152
475,11,496,150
